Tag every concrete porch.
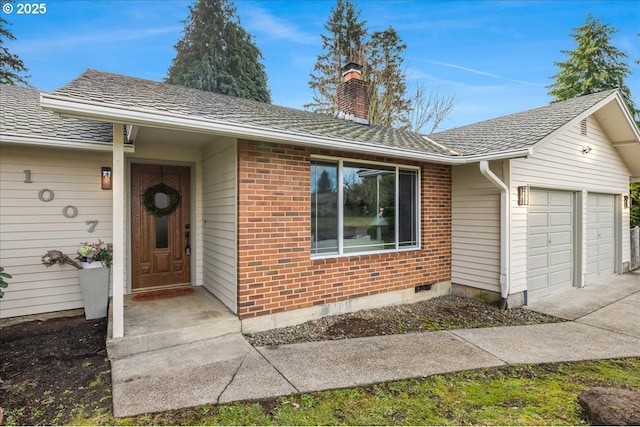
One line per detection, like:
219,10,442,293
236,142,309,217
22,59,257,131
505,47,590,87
106,287,241,359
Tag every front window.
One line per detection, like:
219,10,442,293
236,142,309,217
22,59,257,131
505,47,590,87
311,158,419,256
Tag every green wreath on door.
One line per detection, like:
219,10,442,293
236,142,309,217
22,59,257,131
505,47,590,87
143,183,181,217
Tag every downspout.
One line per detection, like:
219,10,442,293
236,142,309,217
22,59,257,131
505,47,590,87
479,161,510,309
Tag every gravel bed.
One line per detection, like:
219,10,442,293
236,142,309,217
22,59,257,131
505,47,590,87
244,295,564,347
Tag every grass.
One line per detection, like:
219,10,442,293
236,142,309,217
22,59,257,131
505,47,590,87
70,358,640,426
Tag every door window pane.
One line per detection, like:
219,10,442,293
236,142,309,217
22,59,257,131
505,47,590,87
155,192,169,249
311,160,338,255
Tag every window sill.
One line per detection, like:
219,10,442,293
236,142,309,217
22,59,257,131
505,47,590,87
311,246,420,261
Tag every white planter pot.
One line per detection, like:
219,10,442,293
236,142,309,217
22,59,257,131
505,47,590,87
78,267,110,320
80,260,104,269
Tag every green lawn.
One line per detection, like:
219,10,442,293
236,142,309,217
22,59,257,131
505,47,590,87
75,358,640,426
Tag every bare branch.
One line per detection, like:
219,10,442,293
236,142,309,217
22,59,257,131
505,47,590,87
408,85,456,134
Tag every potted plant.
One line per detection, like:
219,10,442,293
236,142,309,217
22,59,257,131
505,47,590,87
42,241,112,320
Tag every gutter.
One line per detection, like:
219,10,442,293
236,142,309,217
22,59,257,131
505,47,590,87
40,93,531,165
479,160,510,309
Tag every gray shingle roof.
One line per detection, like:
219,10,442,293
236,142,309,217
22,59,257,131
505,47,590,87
7,70,620,160
1,84,113,143
429,90,617,156
49,69,452,156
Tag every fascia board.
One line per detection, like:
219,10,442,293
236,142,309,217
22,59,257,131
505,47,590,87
0,133,136,152
612,93,640,141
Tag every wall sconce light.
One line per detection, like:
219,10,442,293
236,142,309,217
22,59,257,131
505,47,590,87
101,167,112,190
624,195,630,209
518,186,530,206
582,146,592,154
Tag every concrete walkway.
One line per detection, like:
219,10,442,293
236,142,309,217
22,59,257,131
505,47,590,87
111,271,640,417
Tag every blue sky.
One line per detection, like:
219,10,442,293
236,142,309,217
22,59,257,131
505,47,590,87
3,0,639,130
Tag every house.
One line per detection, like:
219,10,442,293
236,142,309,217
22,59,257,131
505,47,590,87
1,69,639,345
434,90,640,305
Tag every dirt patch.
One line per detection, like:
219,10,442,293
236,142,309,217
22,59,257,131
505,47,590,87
0,315,111,425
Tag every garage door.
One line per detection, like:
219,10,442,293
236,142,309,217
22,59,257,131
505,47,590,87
586,193,615,283
528,190,575,301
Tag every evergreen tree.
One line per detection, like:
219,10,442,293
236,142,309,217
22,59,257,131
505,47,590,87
548,14,637,120
0,4,30,86
367,27,411,129
317,170,334,194
167,0,270,103
306,0,367,115
307,0,448,130
631,183,640,229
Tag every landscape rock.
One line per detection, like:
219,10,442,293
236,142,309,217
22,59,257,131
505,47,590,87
245,295,561,346
579,387,640,426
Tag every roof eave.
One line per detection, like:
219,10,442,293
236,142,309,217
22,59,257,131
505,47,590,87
42,93,482,165
40,93,536,165
529,91,640,176
0,133,135,153
454,147,533,163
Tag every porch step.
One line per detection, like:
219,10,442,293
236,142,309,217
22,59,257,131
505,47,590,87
106,287,241,359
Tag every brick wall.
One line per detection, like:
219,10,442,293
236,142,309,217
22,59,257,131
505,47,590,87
237,139,451,319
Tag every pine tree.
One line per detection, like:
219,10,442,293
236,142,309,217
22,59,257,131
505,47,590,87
548,14,637,120
631,183,640,229
307,0,448,130
367,27,411,129
167,0,270,103
0,5,30,86
306,0,367,115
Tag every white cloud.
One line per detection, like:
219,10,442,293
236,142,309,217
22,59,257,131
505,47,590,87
429,61,544,87
241,5,318,45
13,26,181,54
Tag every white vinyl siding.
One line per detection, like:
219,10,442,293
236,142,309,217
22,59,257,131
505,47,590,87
511,115,631,295
0,146,113,318
202,142,238,313
451,162,502,293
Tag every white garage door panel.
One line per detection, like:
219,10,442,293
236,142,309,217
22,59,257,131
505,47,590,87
549,269,572,286
528,233,548,250
529,212,549,227
527,189,574,301
550,231,572,246
549,248,572,266
550,212,572,226
528,274,548,289
550,191,573,206
586,193,615,283
528,254,548,270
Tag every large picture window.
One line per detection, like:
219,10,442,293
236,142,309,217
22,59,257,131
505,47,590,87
311,158,419,256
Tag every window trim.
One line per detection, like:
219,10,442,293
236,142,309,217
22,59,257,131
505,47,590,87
311,155,421,259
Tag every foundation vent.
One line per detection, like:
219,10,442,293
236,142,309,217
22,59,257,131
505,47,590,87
415,283,433,293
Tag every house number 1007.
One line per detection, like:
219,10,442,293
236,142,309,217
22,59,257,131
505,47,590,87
26,170,100,233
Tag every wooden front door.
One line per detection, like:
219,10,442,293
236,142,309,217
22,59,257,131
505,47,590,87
131,164,191,291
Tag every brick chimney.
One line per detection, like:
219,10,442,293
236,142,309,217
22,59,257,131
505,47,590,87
336,62,369,124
